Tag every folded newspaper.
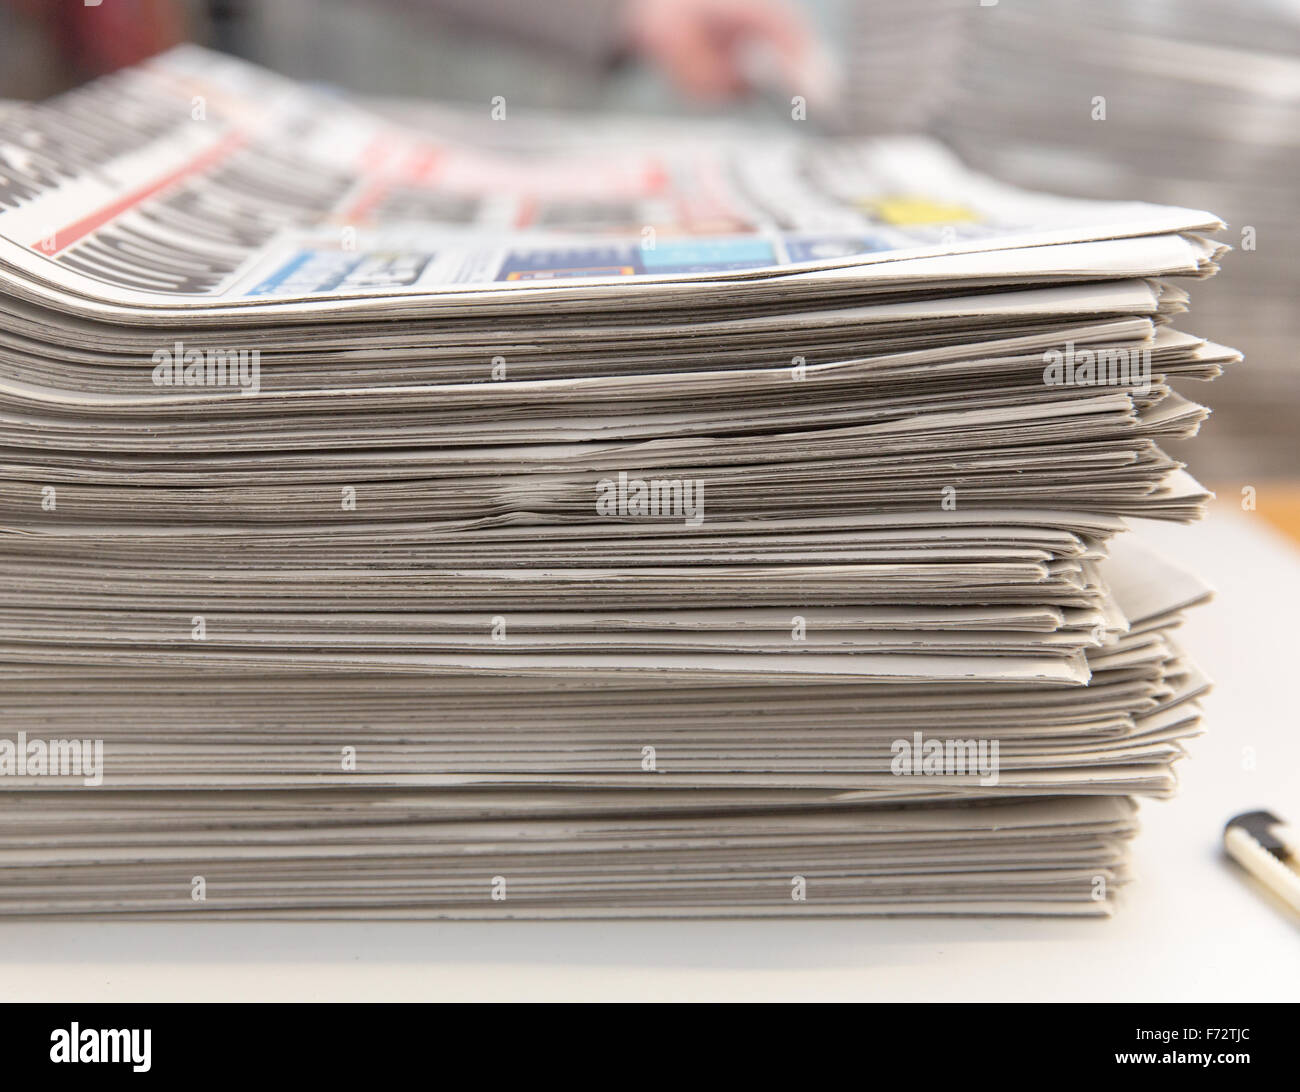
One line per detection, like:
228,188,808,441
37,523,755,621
0,46,1237,917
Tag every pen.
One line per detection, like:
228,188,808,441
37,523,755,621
1224,810,1300,915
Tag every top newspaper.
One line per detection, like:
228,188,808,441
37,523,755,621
0,45,1222,312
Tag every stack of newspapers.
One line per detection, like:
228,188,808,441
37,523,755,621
0,48,1234,917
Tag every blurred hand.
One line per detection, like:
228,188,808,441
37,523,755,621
625,0,821,103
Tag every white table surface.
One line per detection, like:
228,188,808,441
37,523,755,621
2,502,1297,1001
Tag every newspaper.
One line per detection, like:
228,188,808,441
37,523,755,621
0,47,1239,918
0,45,1222,313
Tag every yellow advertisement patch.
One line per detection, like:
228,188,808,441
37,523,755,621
861,196,982,226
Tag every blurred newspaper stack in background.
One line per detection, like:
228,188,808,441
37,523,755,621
910,0,1300,479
